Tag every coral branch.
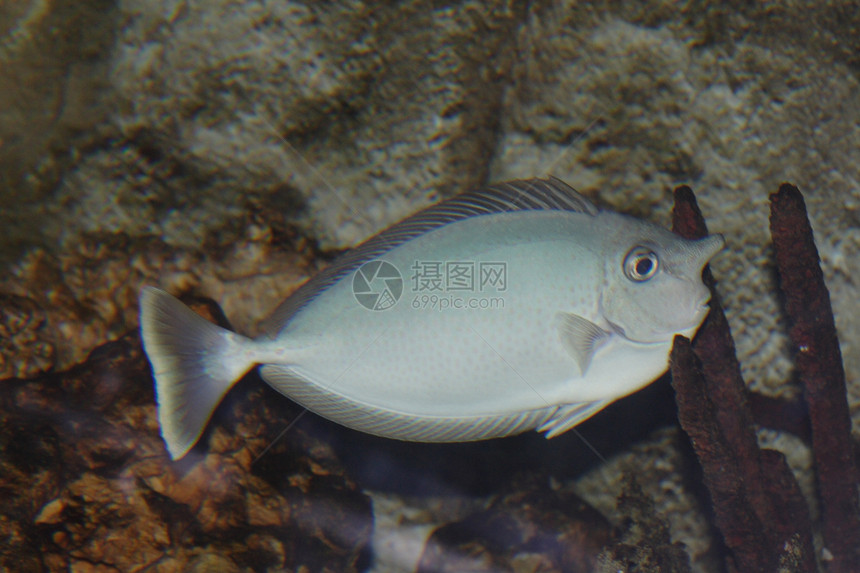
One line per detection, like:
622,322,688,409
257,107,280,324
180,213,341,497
670,336,771,571
672,189,773,523
770,184,860,570
747,391,810,442
670,186,815,572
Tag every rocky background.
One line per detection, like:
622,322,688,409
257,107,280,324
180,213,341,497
1,0,859,571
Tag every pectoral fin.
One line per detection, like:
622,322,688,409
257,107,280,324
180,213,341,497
558,312,611,374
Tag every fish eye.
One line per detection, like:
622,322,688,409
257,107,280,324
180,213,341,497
623,247,659,282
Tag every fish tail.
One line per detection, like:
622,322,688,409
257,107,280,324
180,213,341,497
139,286,256,460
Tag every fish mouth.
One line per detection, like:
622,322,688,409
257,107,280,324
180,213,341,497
686,297,713,329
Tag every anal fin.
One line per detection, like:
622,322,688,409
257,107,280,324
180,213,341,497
537,399,612,438
260,365,558,442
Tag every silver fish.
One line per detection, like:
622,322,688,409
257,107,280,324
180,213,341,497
140,177,724,460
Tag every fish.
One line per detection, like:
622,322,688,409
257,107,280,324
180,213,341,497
140,177,724,460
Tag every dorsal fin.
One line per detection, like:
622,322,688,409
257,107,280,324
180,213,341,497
263,177,598,335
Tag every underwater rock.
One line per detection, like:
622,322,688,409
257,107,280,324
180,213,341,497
0,298,372,572
595,474,692,573
0,226,313,374
0,293,54,379
0,0,117,256
17,0,523,265
416,475,612,573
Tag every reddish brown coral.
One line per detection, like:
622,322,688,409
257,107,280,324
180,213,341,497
770,184,860,570
670,186,816,572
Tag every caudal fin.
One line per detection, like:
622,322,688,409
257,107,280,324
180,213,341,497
139,287,255,460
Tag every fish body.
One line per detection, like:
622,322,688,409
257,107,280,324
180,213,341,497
140,178,724,460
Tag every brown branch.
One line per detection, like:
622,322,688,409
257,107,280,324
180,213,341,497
670,336,771,571
670,186,815,572
747,391,810,442
770,184,860,571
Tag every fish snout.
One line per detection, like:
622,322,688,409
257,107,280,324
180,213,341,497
694,234,725,271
